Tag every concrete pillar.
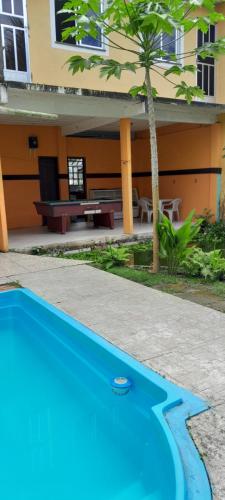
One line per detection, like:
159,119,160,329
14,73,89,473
120,118,133,234
57,127,68,199
0,158,8,252
218,115,225,219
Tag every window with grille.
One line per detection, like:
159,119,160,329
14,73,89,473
54,0,104,50
1,0,23,16
197,25,215,98
68,158,86,199
0,0,29,81
154,30,181,62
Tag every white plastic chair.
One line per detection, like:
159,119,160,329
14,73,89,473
163,198,181,222
138,198,153,223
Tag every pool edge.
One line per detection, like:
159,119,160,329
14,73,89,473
0,288,213,500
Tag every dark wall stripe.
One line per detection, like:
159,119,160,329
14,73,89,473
86,173,120,179
160,167,221,176
2,173,69,181
3,167,221,181
3,174,40,180
58,173,68,179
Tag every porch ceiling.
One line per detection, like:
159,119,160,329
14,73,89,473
0,83,224,135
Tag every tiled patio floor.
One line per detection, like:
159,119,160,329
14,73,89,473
8,220,151,251
9,220,181,251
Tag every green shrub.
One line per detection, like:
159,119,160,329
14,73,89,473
98,246,131,269
195,208,214,228
129,241,152,253
157,210,202,274
183,247,225,280
194,221,225,252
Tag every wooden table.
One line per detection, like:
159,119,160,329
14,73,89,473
34,200,122,234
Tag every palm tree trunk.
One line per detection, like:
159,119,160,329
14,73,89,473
145,68,159,273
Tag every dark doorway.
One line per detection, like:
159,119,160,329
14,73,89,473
38,157,59,226
39,157,59,202
67,157,86,200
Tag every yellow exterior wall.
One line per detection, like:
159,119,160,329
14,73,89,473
1,125,59,228
27,0,198,99
134,123,222,218
1,122,222,230
215,3,225,104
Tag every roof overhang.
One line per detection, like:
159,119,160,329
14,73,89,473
0,82,225,135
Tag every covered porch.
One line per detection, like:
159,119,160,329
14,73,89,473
1,83,225,253
8,220,155,252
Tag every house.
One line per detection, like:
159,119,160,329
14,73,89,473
0,0,225,252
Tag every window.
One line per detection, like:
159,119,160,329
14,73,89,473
2,26,27,72
154,30,180,62
1,0,23,16
197,25,215,98
68,158,86,200
54,0,103,50
0,0,29,81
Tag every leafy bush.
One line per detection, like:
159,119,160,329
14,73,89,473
129,240,152,253
195,208,214,229
157,210,202,274
183,248,225,281
97,246,131,269
194,221,225,252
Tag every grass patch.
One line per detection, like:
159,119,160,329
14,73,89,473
63,249,101,261
208,281,225,298
109,267,180,287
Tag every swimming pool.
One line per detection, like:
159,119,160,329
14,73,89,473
0,289,211,500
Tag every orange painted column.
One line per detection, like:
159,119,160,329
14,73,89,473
218,115,225,218
120,118,133,234
0,158,8,252
57,127,69,199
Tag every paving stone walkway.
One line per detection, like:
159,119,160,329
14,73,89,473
0,253,224,499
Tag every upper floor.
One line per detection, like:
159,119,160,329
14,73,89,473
0,0,225,103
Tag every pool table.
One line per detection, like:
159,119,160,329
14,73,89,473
34,200,122,234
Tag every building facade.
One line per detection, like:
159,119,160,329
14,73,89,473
0,0,225,251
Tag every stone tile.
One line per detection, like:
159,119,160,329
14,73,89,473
189,404,225,500
0,252,85,278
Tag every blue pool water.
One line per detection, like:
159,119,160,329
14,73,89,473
0,290,211,500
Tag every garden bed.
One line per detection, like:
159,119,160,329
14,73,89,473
60,240,225,314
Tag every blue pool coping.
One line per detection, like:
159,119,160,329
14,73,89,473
0,288,212,500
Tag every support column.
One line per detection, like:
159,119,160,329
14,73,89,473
0,158,8,252
57,127,68,199
218,115,225,219
120,118,133,234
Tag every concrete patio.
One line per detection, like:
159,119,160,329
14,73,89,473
0,252,224,499
8,220,153,251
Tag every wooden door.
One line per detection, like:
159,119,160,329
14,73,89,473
39,157,59,202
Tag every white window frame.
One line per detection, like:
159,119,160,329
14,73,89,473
50,0,107,55
196,25,216,102
0,0,31,82
155,29,183,67
0,0,24,18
